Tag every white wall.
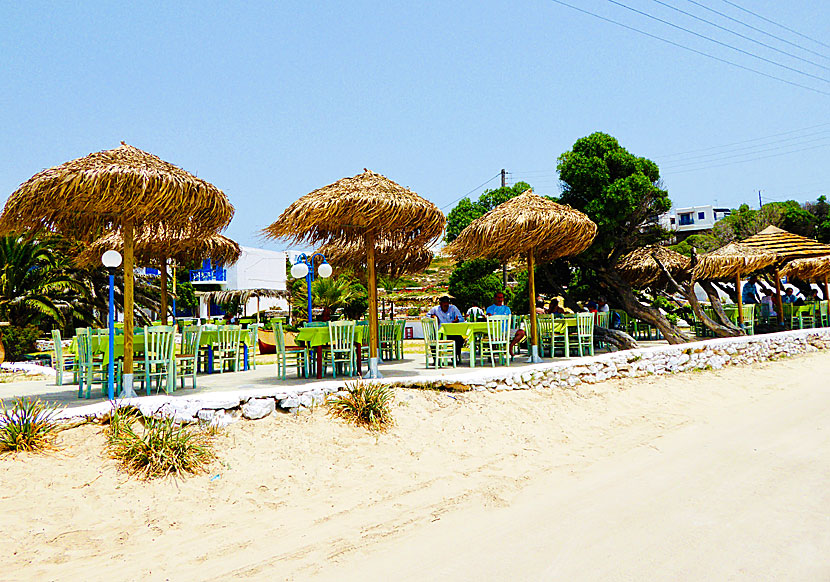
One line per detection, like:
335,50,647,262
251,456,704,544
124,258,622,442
226,246,287,291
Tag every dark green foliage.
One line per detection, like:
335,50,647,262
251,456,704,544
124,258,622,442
557,132,671,262
669,233,721,257
445,182,533,243
172,281,199,313
448,259,505,311
106,407,216,479
327,378,394,431
0,324,41,361
0,398,61,453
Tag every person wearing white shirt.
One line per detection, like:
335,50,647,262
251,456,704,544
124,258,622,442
428,296,465,357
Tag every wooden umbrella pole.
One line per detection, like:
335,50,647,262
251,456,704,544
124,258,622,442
122,218,135,394
527,250,542,363
774,266,783,325
159,255,168,325
736,274,744,327
366,231,381,377
825,275,829,326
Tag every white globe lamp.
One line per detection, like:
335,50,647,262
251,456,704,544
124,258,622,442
318,262,333,278
101,249,122,269
291,262,309,279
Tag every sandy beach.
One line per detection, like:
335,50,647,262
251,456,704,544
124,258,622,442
2,351,829,581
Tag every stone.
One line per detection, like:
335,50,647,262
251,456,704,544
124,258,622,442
279,394,301,409
242,398,275,420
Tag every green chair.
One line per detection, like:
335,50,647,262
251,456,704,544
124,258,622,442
819,302,828,327
481,315,510,367
552,316,571,358
799,304,817,329
75,328,113,398
536,314,554,357
595,311,610,350
378,320,396,361
175,325,202,390
571,313,594,357
238,325,258,370
393,319,406,360
51,329,76,386
740,304,755,335
213,325,242,373
136,325,176,395
421,317,455,369
274,320,309,380
511,314,528,355
324,320,356,378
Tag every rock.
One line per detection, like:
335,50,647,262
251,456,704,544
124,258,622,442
242,398,275,420
279,394,301,409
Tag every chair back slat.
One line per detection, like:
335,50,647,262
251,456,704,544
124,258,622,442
486,315,510,343
328,320,355,351
421,317,438,342
577,312,594,335
217,325,242,350
144,326,175,361
182,325,202,357
273,320,287,353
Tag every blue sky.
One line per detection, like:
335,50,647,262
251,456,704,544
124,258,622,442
1,1,827,248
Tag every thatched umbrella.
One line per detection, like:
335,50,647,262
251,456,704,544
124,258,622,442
444,190,597,362
263,169,444,377
76,230,241,324
204,288,289,325
780,255,830,314
0,143,233,392
615,246,691,288
692,242,778,326
742,226,830,323
318,235,433,278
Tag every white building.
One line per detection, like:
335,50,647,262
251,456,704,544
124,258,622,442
190,246,290,318
660,205,731,241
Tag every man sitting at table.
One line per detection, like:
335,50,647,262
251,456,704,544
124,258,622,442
486,291,527,357
782,287,798,304
428,296,465,359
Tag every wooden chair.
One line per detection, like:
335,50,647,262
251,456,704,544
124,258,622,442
481,315,510,367
274,320,308,380
552,316,570,358
799,304,817,329
393,319,406,359
136,325,176,395
324,320,356,378
175,325,202,390
536,314,554,357
571,313,594,357
75,327,112,398
51,329,76,386
819,302,828,327
378,320,396,361
237,325,258,371
421,317,455,369
511,314,528,355
740,304,755,335
213,325,242,373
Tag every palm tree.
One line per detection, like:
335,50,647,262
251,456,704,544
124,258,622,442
291,275,360,321
0,235,88,327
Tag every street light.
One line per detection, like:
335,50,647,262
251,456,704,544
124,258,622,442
101,249,122,400
292,253,332,323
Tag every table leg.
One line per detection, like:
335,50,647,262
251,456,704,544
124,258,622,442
469,334,476,368
564,327,570,358
243,344,249,371
316,345,323,379
208,345,214,374
356,342,363,376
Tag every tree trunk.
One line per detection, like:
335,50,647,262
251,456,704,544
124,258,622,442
596,266,690,344
594,325,639,351
698,280,743,333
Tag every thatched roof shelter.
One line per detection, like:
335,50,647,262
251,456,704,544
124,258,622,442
780,255,830,281
318,236,433,278
444,190,597,362
0,142,234,396
692,242,777,281
741,225,830,261
443,190,596,263
615,246,691,288
263,169,445,378
204,288,289,305
76,230,241,268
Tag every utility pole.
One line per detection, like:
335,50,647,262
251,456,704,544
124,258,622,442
759,190,763,209
501,169,508,288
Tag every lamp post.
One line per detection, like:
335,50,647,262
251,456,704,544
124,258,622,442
290,253,332,323
101,250,122,400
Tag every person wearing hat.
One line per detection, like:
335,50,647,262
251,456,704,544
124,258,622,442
428,296,465,358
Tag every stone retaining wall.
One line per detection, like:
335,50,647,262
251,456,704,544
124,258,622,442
56,328,830,426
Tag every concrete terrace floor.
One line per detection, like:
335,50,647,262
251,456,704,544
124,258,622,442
2,339,670,409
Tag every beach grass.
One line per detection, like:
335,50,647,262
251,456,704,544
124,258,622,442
327,378,394,431
0,397,61,453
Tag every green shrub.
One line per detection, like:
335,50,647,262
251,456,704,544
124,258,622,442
0,325,41,362
448,259,505,311
327,379,394,431
0,397,61,453
407,307,420,317
105,407,216,479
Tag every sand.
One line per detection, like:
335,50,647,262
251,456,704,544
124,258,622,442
2,352,829,581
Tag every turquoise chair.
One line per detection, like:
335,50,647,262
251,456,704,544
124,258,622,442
175,325,202,390
274,321,309,380
481,315,510,367
324,320,355,378
136,325,176,395
421,317,455,369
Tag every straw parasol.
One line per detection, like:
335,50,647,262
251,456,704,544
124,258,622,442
263,169,445,377
444,190,597,362
741,226,830,323
317,235,433,278
0,142,233,393
76,229,242,324
615,246,691,288
692,242,778,326
780,255,830,315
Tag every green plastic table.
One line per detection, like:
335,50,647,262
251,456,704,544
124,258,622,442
295,324,368,378
437,322,492,368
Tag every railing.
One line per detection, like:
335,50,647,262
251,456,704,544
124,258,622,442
189,268,227,282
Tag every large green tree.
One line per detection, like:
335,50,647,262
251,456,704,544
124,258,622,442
445,182,533,243
557,132,690,343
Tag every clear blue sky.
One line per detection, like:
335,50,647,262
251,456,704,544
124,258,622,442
1,1,827,248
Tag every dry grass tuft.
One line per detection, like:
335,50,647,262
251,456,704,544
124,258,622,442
105,407,216,479
327,378,395,431
0,397,62,453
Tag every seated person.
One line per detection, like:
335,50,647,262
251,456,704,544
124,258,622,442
547,298,566,317
809,289,822,303
596,296,610,313
782,288,798,304
485,292,524,357
585,298,599,312
465,301,485,322
742,276,760,305
534,299,547,315
428,296,464,358
760,289,777,317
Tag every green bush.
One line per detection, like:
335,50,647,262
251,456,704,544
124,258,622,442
0,325,41,361
407,307,420,317
0,398,61,453
448,259,505,312
327,378,394,431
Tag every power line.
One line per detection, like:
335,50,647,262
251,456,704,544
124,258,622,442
658,129,830,164
657,121,830,157
650,0,830,72
684,0,830,61
605,0,830,85
547,0,830,96
662,135,830,169
719,0,830,51
662,141,830,174
440,173,501,210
